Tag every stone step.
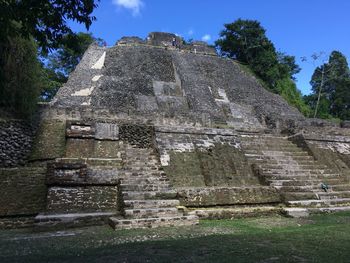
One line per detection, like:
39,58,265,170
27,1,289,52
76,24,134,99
124,199,180,209
242,140,297,144
122,190,177,200
251,160,319,166
119,171,166,178
262,164,328,170
124,207,180,219
262,172,339,179
120,183,171,192
278,185,317,192
269,178,349,187
240,135,287,140
56,158,123,166
283,206,350,218
35,212,116,228
317,191,350,199
123,166,161,172
244,151,310,157
124,153,157,158
243,144,292,148
278,184,350,192
244,153,313,159
125,149,155,155
267,176,342,184
261,166,333,172
262,169,338,176
120,177,170,184
287,198,350,207
245,149,305,154
240,139,290,145
123,160,159,166
283,191,318,201
329,184,350,191
120,178,169,185
242,142,297,147
263,172,340,180
188,206,281,219
109,215,199,230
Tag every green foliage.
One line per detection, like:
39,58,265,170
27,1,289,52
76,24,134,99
0,0,99,51
276,78,312,116
46,32,103,76
40,32,104,101
39,67,66,102
0,37,43,118
216,19,281,87
216,19,308,116
307,51,350,120
277,52,301,80
0,1,100,118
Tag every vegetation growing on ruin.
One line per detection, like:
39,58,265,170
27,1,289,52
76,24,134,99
0,0,100,117
215,19,312,116
305,51,350,119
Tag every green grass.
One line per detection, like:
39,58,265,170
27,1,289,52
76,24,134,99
1,212,350,262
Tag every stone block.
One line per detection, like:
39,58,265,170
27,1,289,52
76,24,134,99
66,122,95,138
0,167,47,216
177,186,281,207
30,120,66,161
46,186,119,213
95,122,119,140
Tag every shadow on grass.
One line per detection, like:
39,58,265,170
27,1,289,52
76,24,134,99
1,212,350,263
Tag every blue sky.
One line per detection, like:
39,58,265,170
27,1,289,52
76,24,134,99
70,0,350,95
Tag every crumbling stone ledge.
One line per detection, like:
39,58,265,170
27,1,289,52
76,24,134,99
176,186,281,207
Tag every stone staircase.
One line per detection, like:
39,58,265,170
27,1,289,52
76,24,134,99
109,146,198,229
240,134,350,217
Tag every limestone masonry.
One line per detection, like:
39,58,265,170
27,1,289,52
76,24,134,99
1,32,350,229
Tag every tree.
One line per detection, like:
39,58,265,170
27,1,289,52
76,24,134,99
277,52,301,80
308,51,350,119
276,78,311,117
216,19,280,87
0,0,99,51
0,37,44,117
41,32,104,101
216,19,309,115
46,32,104,77
0,1,100,117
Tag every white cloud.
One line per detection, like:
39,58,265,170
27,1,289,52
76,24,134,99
188,29,194,36
112,0,144,16
201,34,211,42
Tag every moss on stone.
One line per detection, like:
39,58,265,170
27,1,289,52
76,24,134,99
163,144,259,188
29,120,66,161
0,167,47,216
163,152,206,187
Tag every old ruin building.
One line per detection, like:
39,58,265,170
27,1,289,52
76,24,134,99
1,32,350,229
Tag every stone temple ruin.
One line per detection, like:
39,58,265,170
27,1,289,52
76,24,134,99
1,32,350,229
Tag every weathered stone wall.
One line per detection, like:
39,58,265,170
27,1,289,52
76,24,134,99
47,163,121,186
46,186,118,213
155,126,259,187
0,120,35,167
289,127,350,174
39,120,123,217
29,119,66,161
119,124,155,148
177,187,281,207
51,33,306,132
0,167,47,216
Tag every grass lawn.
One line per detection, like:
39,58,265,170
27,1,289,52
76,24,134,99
1,212,350,262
